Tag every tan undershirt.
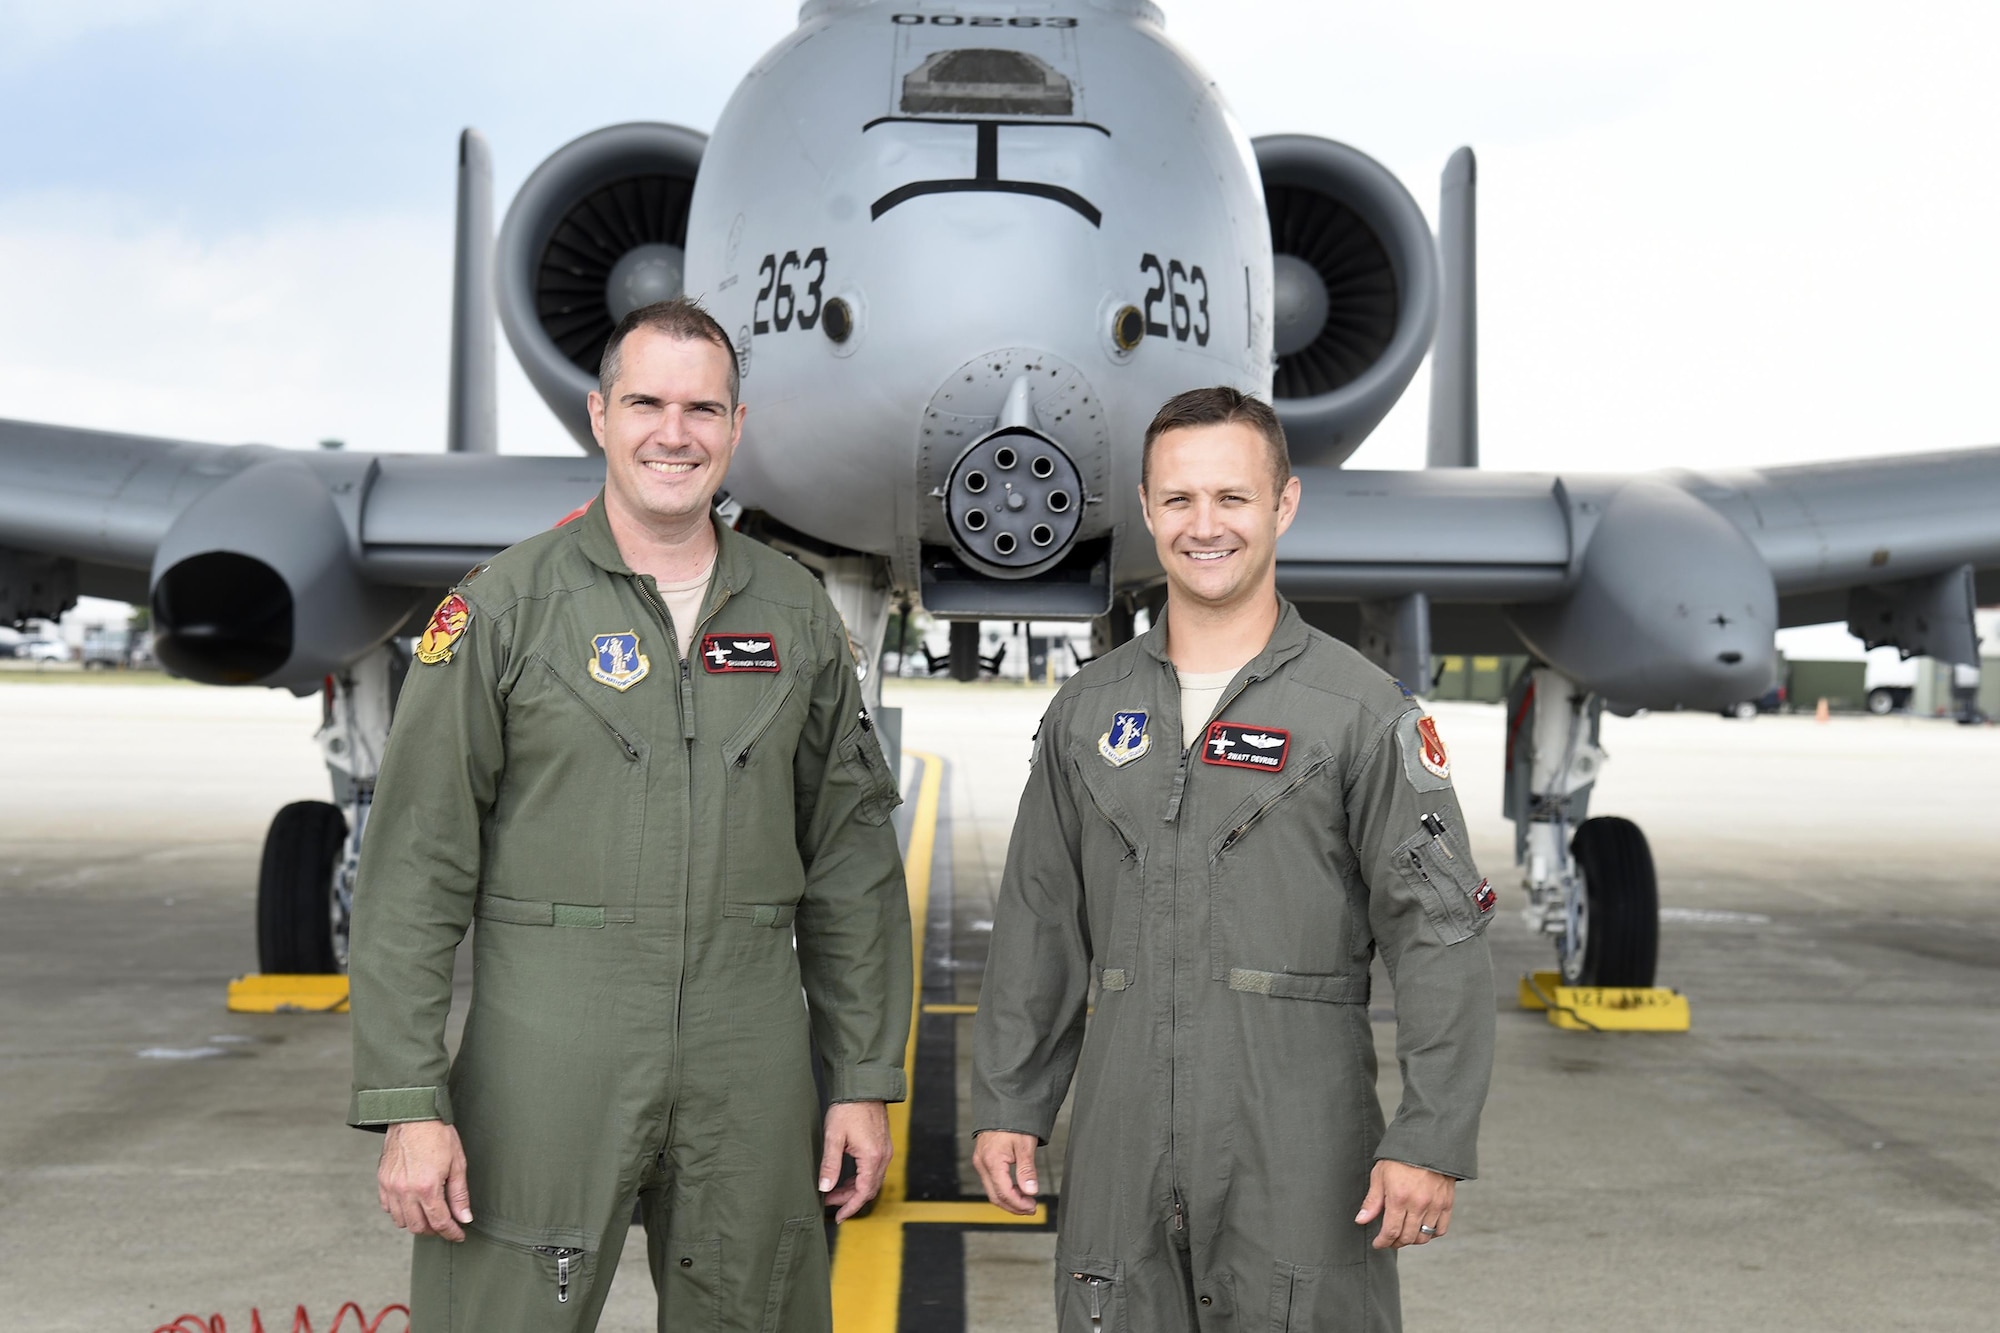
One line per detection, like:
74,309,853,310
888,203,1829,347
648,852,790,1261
656,560,715,661
1177,667,1240,750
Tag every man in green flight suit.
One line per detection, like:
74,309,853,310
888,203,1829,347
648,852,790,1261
348,298,912,1330
972,387,1496,1331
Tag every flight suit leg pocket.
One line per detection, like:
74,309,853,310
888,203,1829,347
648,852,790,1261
659,1234,723,1333
437,1224,600,1325
758,1214,827,1333
1268,1262,1316,1333
1390,830,1488,945
1054,1254,1125,1332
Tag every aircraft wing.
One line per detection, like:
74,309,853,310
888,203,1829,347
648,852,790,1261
1277,446,2000,706
0,416,604,684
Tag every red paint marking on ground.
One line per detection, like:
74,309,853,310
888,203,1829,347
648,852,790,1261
152,1304,409,1333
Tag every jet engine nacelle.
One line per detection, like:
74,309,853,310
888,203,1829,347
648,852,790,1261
149,458,417,688
1254,135,1439,466
497,122,708,451
1504,478,1778,710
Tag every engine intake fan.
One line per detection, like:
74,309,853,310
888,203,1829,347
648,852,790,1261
1254,135,1439,466
498,122,707,451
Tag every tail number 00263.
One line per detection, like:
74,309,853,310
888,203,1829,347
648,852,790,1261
890,13,1079,26
753,248,828,335
1140,254,1210,347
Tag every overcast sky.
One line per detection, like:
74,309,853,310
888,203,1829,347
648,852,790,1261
4,0,1998,480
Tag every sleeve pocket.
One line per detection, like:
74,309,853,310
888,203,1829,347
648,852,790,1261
1389,831,1489,945
840,728,903,826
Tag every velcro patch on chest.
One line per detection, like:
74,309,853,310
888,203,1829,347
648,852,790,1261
1200,720,1291,771
700,633,781,673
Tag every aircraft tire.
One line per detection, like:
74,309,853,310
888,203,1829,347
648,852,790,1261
1567,816,1659,987
257,800,348,975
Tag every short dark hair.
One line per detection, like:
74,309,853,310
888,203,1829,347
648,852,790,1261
598,296,740,405
1141,386,1290,493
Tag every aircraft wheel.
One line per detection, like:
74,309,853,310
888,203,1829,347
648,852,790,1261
1561,816,1658,987
257,801,348,974
948,621,981,682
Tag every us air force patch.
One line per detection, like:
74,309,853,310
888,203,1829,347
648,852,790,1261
1201,720,1291,772
1098,710,1151,767
415,594,471,665
588,631,650,691
1396,710,1454,792
700,633,781,673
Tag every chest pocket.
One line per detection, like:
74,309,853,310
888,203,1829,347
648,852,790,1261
1205,742,1366,1003
1071,759,1147,994
720,670,808,902
484,653,650,916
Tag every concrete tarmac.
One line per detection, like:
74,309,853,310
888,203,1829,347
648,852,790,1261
1,676,1995,1330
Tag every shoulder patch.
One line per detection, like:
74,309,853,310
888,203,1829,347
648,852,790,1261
415,594,471,665
1395,709,1454,792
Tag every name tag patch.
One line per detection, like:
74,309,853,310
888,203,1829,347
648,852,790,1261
1201,720,1291,771
701,633,781,673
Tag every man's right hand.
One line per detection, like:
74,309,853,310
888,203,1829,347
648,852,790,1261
971,1130,1041,1215
378,1120,474,1242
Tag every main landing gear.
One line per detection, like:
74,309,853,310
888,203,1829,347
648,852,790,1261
1505,666,1659,987
255,641,405,974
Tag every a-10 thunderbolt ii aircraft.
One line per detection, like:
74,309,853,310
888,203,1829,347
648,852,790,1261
2,0,1997,989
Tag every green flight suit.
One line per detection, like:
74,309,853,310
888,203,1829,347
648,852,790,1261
347,496,911,1331
973,601,1495,1332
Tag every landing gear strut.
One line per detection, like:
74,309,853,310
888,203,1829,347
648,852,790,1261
1505,666,1659,987
256,641,405,974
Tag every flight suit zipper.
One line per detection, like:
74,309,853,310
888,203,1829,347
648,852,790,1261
1160,665,1266,1239
533,1246,583,1303
1217,756,1334,852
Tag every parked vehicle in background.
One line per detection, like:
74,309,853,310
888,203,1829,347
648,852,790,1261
19,639,70,663
1722,684,1787,719
1864,654,1920,714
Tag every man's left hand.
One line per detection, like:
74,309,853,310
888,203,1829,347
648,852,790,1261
820,1101,892,1222
1355,1159,1456,1249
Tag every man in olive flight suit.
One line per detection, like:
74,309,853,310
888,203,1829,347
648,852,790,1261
348,298,912,1330
973,388,1496,1332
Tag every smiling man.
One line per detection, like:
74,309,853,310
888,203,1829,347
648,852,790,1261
972,387,1496,1332
348,298,911,1331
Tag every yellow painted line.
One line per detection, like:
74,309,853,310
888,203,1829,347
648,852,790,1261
920,1003,979,1015
831,751,1045,1333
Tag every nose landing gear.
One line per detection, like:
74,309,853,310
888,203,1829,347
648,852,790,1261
1508,666,1660,988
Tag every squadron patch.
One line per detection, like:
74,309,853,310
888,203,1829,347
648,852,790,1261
588,631,651,691
1395,710,1454,793
1416,715,1452,780
1200,720,1291,772
1097,710,1152,768
415,594,471,665
700,633,781,673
